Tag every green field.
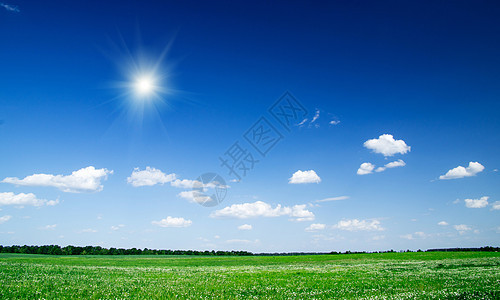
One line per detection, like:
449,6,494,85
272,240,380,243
1,252,499,299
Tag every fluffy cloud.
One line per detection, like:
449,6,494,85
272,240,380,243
464,196,489,208
438,221,449,226
210,201,314,222
127,168,224,193
0,192,58,207
152,216,192,228
375,159,406,172
363,134,411,157
357,163,375,175
305,223,326,232
439,162,484,180
127,167,176,187
332,219,383,231
237,224,252,230
2,166,112,193
491,201,500,211
289,170,321,184
0,215,12,224
316,196,349,203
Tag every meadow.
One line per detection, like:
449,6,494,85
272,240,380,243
0,251,499,299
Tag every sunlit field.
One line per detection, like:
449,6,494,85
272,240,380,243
1,252,499,299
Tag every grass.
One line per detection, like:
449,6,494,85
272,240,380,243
0,252,499,299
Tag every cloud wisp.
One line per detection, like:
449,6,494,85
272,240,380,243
1,3,19,12
316,196,349,203
375,159,406,172
358,159,406,175
0,215,12,224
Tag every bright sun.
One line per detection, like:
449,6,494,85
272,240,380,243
134,76,155,97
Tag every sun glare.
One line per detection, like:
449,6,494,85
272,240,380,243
134,76,155,97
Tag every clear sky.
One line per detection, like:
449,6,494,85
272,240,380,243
1,0,499,252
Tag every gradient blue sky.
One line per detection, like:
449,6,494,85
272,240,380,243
1,0,499,252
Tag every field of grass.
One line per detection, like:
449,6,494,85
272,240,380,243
1,251,499,299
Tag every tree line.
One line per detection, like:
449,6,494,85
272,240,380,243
0,245,498,256
0,245,252,256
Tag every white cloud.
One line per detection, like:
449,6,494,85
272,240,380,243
357,163,375,175
2,166,112,193
332,219,384,231
289,204,316,221
414,231,426,238
111,224,125,231
46,199,59,206
363,134,411,157
152,216,192,228
375,159,406,172
170,179,197,189
237,224,252,230
128,168,227,197
177,191,212,205
438,221,449,226
310,109,320,123
0,215,12,224
127,167,176,187
289,170,321,184
40,224,57,230
80,228,97,233
0,3,19,12
297,118,308,127
329,120,340,125
316,196,349,203
305,223,326,232
372,235,385,241
464,196,489,208
491,201,500,211
453,224,471,235
439,162,484,180
0,192,58,207
210,201,314,222
400,231,427,240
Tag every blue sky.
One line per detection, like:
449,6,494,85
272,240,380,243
0,0,499,252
